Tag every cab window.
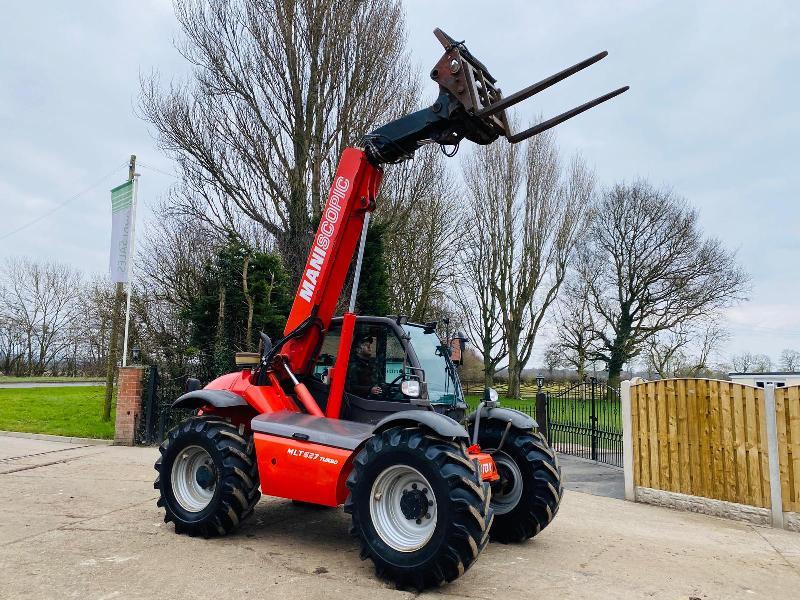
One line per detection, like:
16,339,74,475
346,322,408,400
312,324,341,382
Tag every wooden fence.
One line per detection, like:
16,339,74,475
775,385,800,512
624,378,800,528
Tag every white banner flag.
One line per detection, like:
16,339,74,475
109,180,134,283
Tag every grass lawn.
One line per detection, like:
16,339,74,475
465,394,536,409
0,386,115,439
464,393,622,450
0,376,104,384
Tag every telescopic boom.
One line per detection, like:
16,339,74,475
274,28,628,378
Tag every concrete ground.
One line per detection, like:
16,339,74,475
1,436,799,600
558,454,625,499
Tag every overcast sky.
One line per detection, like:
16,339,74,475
1,1,798,366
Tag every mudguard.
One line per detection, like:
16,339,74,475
465,406,537,430
374,409,469,440
172,389,249,410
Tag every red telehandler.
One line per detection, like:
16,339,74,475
155,29,627,589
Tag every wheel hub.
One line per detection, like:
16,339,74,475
400,486,431,521
195,464,215,489
493,462,516,496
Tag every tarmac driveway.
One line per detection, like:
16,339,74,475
0,435,799,600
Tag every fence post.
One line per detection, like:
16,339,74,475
621,379,635,501
590,377,598,461
764,384,784,529
536,391,549,441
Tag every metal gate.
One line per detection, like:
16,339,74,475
545,378,622,468
136,366,196,445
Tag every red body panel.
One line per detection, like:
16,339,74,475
204,371,246,391
204,369,298,416
325,312,356,418
472,450,500,482
254,434,354,506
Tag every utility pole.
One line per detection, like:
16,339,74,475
103,155,135,422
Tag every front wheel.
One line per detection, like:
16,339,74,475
471,421,563,543
154,416,261,536
344,426,492,590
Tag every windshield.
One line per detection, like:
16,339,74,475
403,324,463,406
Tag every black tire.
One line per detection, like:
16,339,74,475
154,416,261,537
471,420,563,543
344,426,493,590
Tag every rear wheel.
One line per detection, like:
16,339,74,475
345,426,492,590
154,416,260,536
471,421,563,543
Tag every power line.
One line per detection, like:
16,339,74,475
0,161,128,242
138,161,178,179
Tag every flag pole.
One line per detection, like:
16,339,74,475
121,172,140,367
103,155,135,421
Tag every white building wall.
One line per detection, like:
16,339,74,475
728,373,800,388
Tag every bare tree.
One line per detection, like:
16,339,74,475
134,203,222,374
682,320,730,376
453,146,510,388
731,352,755,372
779,349,800,371
583,180,749,387
460,130,594,398
553,275,599,380
137,199,220,310
457,347,486,394
0,258,83,376
141,0,414,282
644,326,690,379
0,287,25,375
752,353,773,372
643,319,728,379
542,342,563,376
72,277,117,376
383,148,460,321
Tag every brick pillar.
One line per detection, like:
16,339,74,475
114,366,144,445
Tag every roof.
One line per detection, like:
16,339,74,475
728,372,800,376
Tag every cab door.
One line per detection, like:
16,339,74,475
340,320,419,424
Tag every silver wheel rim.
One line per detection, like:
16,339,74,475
369,465,438,552
170,445,216,513
490,450,523,515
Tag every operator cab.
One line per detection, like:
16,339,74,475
307,316,467,424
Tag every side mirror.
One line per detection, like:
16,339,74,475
449,331,469,365
185,377,202,393
259,331,273,356
401,377,421,398
482,387,499,407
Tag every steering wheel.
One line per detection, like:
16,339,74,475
383,373,408,399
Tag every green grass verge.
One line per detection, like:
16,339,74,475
0,386,115,439
0,376,104,384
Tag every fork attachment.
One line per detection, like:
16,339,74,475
363,28,628,165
